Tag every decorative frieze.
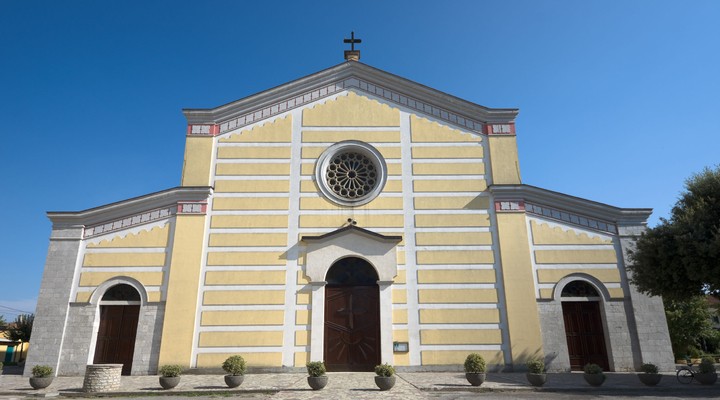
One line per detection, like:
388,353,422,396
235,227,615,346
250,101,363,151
526,202,617,234
494,200,525,212
215,77,486,135
485,123,516,135
177,201,208,215
187,124,220,136
84,206,176,239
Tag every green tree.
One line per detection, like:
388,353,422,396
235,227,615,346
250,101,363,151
664,296,715,357
8,313,33,342
628,165,720,299
0,315,6,329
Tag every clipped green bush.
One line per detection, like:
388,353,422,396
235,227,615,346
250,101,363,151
464,353,486,373
31,365,53,378
222,355,247,376
158,364,182,377
639,363,658,374
374,363,395,377
526,358,545,374
699,357,716,374
306,361,326,377
584,363,603,375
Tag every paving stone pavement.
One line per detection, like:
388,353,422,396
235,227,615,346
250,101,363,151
1,371,718,399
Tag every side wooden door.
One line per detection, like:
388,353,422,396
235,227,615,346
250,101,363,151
562,301,609,371
93,305,140,375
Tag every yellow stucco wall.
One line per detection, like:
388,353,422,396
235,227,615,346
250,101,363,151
219,115,292,143
302,92,400,126
181,136,214,186
87,225,169,248
530,221,612,245
410,115,481,143
487,135,521,184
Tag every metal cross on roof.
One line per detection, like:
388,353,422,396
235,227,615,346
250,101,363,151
343,31,362,51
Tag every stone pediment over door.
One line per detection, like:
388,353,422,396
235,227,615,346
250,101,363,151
301,225,402,283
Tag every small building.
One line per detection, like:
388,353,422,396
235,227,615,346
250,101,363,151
27,54,673,376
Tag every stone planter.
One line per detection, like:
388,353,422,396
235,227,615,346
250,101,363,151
224,374,244,388
637,373,662,386
29,376,53,390
307,375,328,390
159,376,180,390
83,364,122,392
465,373,486,386
526,373,547,387
374,375,396,390
694,372,717,385
583,373,606,387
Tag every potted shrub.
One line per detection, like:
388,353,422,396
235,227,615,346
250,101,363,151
29,365,54,390
374,363,396,391
526,357,547,387
637,363,662,386
158,365,182,390
463,353,486,386
222,355,247,388
306,361,328,390
695,356,718,385
583,363,606,387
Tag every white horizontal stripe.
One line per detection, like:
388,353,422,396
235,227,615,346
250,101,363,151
418,324,500,330
198,326,286,332
297,227,404,234
411,142,483,147
299,192,404,198
298,210,404,215
203,285,287,291
204,266,287,272
535,264,619,270
419,303,498,310
217,143,292,147
301,142,401,147
416,265,495,270
412,192,489,197
201,305,289,311
301,127,401,131
416,283,496,290
412,175,485,180
293,346,311,352
537,282,622,289
83,247,166,254
196,347,282,353
411,159,485,164
533,244,616,251
419,345,502,351
215,176,289,181
215,159,291,163
213,193,291,198
211,210,290,215
210,228,290,234
413,210,489,215
81,266,164,273
415,245,492,251
206,246,287,252
75,285,161,292
415,228,491,233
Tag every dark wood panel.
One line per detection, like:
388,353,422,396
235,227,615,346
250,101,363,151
324,286,380,371
93,305,139,375
562,301,609,371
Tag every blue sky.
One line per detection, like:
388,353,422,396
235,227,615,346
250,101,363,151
1,1,718,320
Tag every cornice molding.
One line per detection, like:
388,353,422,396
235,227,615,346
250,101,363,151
489,184,652,233
47,187,213,233
183,62,519,135
301,224,403,244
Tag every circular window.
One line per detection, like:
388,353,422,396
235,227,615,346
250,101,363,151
315,141,387,206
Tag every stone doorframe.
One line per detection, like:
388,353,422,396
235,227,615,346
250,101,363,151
301,225,402,365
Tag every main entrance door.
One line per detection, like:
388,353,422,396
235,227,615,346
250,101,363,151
562,301,609,371
92,284,141,375
324,257,380,372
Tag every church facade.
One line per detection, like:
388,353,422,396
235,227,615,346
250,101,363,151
28,60,673,376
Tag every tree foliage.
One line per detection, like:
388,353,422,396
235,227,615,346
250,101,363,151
628,165,720,299
664,296,716,357
8,313,33,342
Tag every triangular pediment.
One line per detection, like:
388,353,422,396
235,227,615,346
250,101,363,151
301,225,402,245
183,61,518,136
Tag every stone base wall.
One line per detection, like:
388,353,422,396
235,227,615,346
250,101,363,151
82,364,122,392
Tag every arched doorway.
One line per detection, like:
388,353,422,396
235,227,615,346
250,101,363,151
93,284,141,375
561,280,609,371
324,257,381,371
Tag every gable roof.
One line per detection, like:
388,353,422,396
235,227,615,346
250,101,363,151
301,224,402,244
183,61,518,135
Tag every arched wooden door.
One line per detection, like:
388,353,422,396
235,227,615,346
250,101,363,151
93,284,140,375
561,281,609,371
324,257,380,372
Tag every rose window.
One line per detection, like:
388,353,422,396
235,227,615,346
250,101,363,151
315,141,387,206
